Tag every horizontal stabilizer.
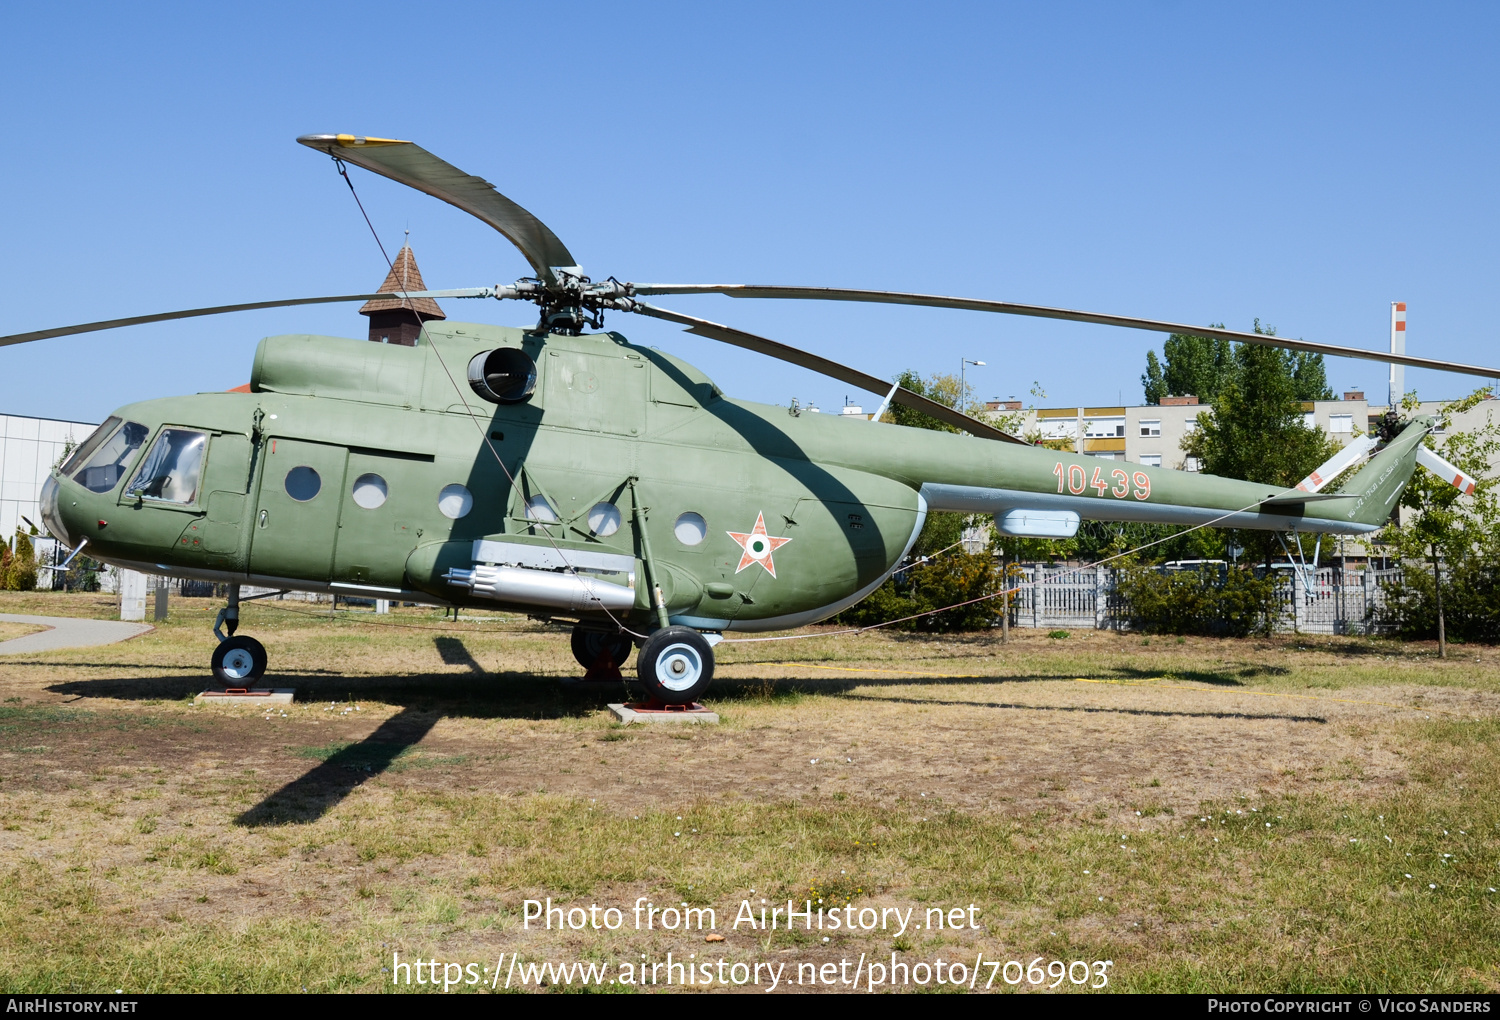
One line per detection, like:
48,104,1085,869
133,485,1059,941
1415,445,1479,496
1295,434,1377,493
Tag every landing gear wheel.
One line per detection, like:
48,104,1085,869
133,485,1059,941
636,626,714,705
212,635,267,686
570,626,634,673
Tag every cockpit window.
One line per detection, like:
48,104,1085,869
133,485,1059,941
60,416,122,478
75,420,150,493
125,428,208,504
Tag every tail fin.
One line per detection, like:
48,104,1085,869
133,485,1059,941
1332,417,1432,527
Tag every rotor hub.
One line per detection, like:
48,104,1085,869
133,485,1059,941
492,274,637,335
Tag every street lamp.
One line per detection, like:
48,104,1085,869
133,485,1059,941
960,359,985,415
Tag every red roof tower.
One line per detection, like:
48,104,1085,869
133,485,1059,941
358,245,445,346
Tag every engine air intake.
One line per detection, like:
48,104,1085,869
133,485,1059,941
467,347,537,404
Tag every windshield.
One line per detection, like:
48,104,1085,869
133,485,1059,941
60,416,121,477
126,428,208,504
75,421,149,493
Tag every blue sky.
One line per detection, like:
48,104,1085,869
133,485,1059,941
3,2,1498,423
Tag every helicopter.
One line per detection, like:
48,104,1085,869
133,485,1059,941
5,134,1493,706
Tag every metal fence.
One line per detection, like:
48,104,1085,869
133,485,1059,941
1003,563,1405,635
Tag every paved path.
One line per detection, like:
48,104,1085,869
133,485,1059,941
0,614,153,655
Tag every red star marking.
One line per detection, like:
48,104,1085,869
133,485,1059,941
727,511,793,578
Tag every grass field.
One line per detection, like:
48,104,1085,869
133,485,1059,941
0,621,47,643
0,590,1496,993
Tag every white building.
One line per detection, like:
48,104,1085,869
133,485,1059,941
0,413,98,540
985,393,1499,477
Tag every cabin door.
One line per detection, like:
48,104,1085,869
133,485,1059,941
249,437,349,583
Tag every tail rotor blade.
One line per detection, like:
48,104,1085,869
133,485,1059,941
1415,444,1480,496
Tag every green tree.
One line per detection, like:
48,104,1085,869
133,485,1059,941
1182,333,1342,566
834,546,1001,632
881,369,980,556
1072,519,1224,565
2,530,37,592
1115,563,1279,636
1142,322,1332,405
1183,339,1339,490
881,369,964,433
1288,347,1334,402
1142,330,1235,405
835,368,1004,629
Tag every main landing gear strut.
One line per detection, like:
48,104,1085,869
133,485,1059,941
569,623,716,705
211,583,269,685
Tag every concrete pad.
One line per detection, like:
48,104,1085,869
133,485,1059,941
608,703,719,724
0,613,152,655
196,689,296,705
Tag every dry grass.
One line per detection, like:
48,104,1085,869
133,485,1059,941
0,591,1497,993
0,621,47,643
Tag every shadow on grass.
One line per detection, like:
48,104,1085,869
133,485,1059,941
1111,666,1278,687
234,706,438,826
840,691,1327,724
721,656,1302,688
45,635,638,825
703,674,1326,722
433,636,486,675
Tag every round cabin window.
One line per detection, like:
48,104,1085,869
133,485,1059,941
285,466,321,502
437,483,473,519
674,512,707,546
351,473,388,509
525,495,559,523
467,347,537,404
587,502,621,537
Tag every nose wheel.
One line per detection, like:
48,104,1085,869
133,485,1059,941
212,634,268,685
209,582,268,686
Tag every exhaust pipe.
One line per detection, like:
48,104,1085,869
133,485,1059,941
445,565,635,612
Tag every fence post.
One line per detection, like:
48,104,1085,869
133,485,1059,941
1032,564,1041,630
1363,567,1376,633
1292,568,1305,634
1095,564,1107,629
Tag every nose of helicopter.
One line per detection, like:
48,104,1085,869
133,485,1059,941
40,473,75,549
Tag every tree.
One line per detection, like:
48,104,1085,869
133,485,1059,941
1072,519,1225,565
2,530,37,591
1115,563,1280,636
881,369,964,433
832,369,1003,629
834,545,1001,632
1183,339,1339,490
881,369,982,556
1182,332,1342,566
1142,330,1235,405
1142,322,1332,405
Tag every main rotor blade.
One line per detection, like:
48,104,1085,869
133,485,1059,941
630,301,1027,445
632,285,1500,380
0,289,493,347
298,134,580,286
